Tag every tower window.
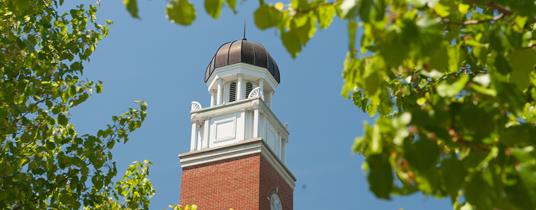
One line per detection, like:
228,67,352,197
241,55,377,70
246,82,253,98
229,82,237,102
270,192,282,210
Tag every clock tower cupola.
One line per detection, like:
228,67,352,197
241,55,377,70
179,38,296,210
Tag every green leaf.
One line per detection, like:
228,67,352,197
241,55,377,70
96,81,103,94
429,43,449,72
511,147,536,206
253,4,282,30
339,0,358,19
204,0,224,19
124,0,139,18
347,20,358,55
281,30,301,58
70,62,83,71
495,81,525,112
370,123,382,154
291,14,316,46
494,54,512,75
8,0,31,15
358,0,385,23
464,172,495,209
433,3,450,17
226,0,237,13
316,4,335,29
58,114,68,126
437,74,469,97
500,125,535,146
459,106,495,140
166,0,196,26
378,29,408,68
441,157,466,197
458,3,470,15
447,45,461,72
405,139,439,172
367,154,393,199
416,169,441,194
509,48,536,90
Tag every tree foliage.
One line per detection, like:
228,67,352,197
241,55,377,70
120,0,536,209
343,1,536,209
1,0,154,208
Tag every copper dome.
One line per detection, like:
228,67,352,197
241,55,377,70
204,39,281,83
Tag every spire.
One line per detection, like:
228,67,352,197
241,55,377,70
242,20,247,40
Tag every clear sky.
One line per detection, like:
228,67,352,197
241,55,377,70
71,0,452,209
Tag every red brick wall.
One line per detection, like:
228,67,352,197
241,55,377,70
180,154,261,210
179,153,293,210
259,157,293,210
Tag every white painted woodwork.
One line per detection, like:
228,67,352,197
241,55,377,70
190,62,288,163
202,120,209,149
210,90,215,107
190,98,288,162
190,123,197,151
206,63,278,94
237,74,244,100
216,78,223,105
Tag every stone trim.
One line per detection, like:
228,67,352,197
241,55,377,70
179,138,296,189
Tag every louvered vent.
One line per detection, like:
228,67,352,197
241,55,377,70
246,82,253,98
229,82,237,102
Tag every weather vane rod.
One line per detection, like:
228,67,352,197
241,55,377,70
242,20,247,40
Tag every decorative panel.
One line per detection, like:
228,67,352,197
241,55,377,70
215,117,236,142
209,113,242,148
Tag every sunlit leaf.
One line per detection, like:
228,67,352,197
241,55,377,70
316,4,335,29
226,0,237,13
254,4,283,30
204,0,224,19
166,0,196,26
124,0,139,18
281,30,301,58
437,74,469,97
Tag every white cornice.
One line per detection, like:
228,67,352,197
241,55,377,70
179,138,296,189
191,98,289,137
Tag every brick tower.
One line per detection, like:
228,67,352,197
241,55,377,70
179,38,296,210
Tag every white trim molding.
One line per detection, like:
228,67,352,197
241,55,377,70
179,138,296,189
248,87,264,100
190,101,202,112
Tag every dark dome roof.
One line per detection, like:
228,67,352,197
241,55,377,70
204,39,280,83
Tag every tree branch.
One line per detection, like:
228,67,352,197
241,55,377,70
462,13,504,25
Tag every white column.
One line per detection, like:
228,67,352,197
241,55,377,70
281,140,286,163
258,78,264,100
237,75,244,100
253,109,259,138
237,111,246,141
210,90,215,107
266,90,273,108
202,120,209,148
216,78,223,105
190,122,197,151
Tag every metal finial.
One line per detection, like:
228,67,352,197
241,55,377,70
242,20,247,40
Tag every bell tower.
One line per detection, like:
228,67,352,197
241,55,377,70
179,38,296,210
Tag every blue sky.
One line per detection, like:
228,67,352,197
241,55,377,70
71,0,452,209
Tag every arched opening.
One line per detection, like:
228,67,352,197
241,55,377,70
270,192,282,210
246,82,253,98
229,82,237,102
